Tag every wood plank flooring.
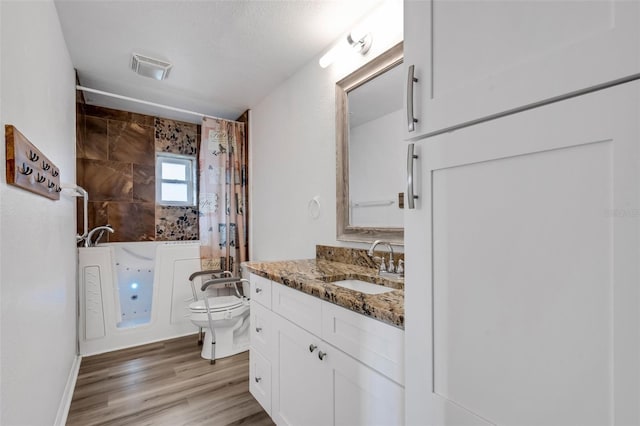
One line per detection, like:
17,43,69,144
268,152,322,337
67,335,274,426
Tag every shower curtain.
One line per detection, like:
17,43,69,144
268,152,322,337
199,117,248,275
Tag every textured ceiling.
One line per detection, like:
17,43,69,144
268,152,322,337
54,0,385,123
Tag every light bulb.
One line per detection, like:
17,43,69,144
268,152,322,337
319,39,352,68
319,32,373,69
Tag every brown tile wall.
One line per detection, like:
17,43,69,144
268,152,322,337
76,104,200,242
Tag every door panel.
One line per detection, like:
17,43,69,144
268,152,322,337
404,0,640,139
405,81,640,425
330,344,405,426
432,142,612,425
272,314,331,426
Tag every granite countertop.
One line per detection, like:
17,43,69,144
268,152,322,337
242,258,404,329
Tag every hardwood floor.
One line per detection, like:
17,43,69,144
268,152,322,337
67,335,274,426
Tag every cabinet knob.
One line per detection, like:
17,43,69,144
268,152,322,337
255,287,262,293
255,327,262,333
309,344,318,353
255,376,262,383
318,351,327,361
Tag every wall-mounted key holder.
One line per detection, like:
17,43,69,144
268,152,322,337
5,125,61,200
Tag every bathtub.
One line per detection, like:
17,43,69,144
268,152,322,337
78,241,206,355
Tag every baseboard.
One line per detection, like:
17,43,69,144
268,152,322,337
80,330,198,357
54,354,82,426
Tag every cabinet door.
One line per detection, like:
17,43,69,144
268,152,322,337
329,344,405,426
405,82,640,425
272,314,332,426
404,0,640,139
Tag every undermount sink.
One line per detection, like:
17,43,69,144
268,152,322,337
331,279,395,295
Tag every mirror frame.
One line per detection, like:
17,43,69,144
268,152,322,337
336,41,404,244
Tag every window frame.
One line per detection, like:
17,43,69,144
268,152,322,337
155,152,197,207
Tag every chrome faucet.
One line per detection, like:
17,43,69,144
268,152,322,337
84,225,114,247
368,240,395,274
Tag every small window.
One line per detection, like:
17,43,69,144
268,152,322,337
156,153,196,206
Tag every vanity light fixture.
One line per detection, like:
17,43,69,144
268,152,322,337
319,31,373,69
131,53,172,80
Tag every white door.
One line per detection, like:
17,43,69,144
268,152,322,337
329,344,405,426
272,314,332,426
405,81,640,425
404,0,640,139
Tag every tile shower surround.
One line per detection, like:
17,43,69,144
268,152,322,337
76,104,200,242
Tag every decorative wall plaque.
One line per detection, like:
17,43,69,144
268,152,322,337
5,125,61,200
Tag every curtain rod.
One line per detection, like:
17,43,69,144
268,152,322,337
76,85,207,118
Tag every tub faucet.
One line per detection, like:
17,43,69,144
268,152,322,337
85,225,114,247
368,240,395,273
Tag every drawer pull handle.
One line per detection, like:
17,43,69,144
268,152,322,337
255,287,262,293
309,344,317,353
255,327,262,333
407,143,419,209
255,376,262,383
318,351,327,361
407,64,419,132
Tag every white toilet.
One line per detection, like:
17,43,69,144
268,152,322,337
188,282,250,361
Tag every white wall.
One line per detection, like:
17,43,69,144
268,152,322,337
250,0,403,261
0,1,77,425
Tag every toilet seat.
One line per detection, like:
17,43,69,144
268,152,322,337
189,295,245,313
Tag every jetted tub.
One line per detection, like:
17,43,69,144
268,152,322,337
78,241,209,355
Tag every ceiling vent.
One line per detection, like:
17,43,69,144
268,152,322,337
131,53,172,81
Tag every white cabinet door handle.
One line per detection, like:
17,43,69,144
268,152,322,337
407,143,419,209
407,65,419,132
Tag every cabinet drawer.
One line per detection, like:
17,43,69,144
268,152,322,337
272,282,322,336
322,302,405,385
249,273,272,309
249,348,272,416
250,300,274,360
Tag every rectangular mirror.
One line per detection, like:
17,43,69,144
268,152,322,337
336,42,403,244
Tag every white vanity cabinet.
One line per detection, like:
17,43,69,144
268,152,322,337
403,0,640,139
247,273,405,426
